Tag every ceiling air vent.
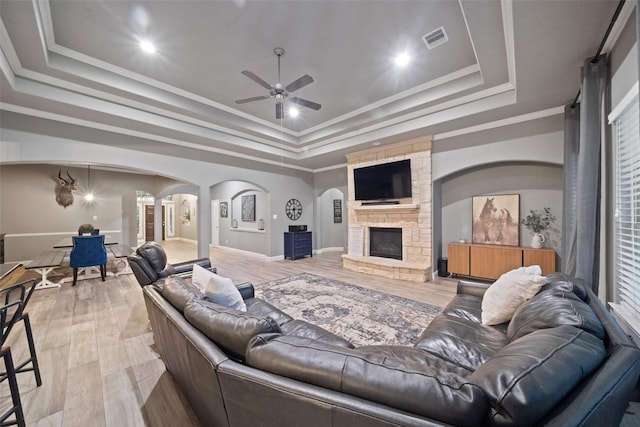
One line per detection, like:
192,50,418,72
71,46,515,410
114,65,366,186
422,27,448,49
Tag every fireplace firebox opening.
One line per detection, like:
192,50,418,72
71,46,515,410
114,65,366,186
369,227,402,260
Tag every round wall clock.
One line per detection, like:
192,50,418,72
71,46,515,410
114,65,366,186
286,198,302,220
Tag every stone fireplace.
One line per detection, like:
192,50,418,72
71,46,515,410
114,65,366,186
342,137,432,282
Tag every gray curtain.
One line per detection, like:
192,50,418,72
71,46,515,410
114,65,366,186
561,104,579,275
561,55,606,293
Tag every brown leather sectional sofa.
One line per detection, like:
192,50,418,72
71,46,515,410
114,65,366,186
142,272,640,426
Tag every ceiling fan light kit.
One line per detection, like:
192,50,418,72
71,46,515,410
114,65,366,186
235,47,321,119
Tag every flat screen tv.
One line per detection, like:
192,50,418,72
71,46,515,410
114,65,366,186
354,159,412,201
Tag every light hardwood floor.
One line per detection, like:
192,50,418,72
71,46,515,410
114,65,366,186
1,241,637,426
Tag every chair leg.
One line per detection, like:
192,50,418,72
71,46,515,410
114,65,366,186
72,268,78,286
101,265,106,281
21,313,42,387
0,346,26,427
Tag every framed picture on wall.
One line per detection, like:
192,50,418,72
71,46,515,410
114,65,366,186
333,199,342,223
241,194,256,222
472,194,519,246
181,199,191,225
220,201,228,218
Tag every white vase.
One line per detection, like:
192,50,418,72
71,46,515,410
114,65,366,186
531,233,545,249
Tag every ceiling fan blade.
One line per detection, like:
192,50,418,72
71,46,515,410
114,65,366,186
235,95,270,104
241,70,273,90
285,74,314,93
276,101,284,119
290,96,322,111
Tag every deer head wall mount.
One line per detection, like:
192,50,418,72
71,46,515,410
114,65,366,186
56,169,77,208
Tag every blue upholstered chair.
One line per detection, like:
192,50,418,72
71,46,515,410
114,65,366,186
69,235,108,286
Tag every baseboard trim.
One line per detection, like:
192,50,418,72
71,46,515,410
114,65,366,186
212,245,276,261
315,247,344,254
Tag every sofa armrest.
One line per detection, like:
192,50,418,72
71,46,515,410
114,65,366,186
127,254,158,287
236,282,255,300
457,279,491,298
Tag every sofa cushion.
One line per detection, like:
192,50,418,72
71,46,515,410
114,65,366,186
415,313,508,372
507,288,604,342
245,298,294,326
481,270,547,325
539,272,589,302
161,276,204,312
438,293,484,323
279,319,354,348
357,345,472,376
246,334,488,427
184,298,280,361
470,325,606,427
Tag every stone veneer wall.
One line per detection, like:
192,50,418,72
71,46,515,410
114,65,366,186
342,136,432,282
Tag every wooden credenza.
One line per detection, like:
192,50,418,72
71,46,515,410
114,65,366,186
448,243,556,280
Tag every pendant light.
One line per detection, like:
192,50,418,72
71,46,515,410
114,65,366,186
84,165,94,202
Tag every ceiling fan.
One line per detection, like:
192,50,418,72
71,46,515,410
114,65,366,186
235,47,321,119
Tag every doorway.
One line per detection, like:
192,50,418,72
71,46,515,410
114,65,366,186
145,205,166,241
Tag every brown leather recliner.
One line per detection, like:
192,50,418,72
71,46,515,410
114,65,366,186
127,241,215,287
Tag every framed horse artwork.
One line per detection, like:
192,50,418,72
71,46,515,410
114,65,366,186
472,194,520,246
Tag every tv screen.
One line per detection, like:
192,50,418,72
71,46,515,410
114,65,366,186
354,159,412,201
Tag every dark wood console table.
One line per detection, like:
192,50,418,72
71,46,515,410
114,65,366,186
284,231,312,260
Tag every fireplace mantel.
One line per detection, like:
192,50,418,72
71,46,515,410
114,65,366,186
353,203,419,214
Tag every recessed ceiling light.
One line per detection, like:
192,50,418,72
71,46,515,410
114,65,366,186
139,40,156,54
394,52,411,68
289,107,299,118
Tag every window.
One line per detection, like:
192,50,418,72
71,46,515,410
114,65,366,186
610,84,640,327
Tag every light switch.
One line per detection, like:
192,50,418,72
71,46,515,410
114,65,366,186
93,216,98,220
273,214,277,220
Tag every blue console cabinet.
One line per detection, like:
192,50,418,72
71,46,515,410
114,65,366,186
284,231,312,260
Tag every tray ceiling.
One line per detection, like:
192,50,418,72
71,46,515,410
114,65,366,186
0,0,623,171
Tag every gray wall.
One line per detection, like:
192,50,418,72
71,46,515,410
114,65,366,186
431,114,565,272
174,193,199,241
440,163,563,255
121,191,138,247
0,164,179,261
211,181,269,255
1,130,316,259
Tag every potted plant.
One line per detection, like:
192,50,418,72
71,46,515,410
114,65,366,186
521,207,556,248
78,223,94,235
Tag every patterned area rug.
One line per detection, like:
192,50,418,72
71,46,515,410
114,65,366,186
255,273,442,347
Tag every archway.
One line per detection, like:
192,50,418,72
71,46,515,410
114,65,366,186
210,180,271,256
317,188,346,252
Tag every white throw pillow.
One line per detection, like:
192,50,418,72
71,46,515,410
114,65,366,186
203,274,247,312
191,264,246,311
508,265,542,276
191,263,214,290
481,269,547,325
